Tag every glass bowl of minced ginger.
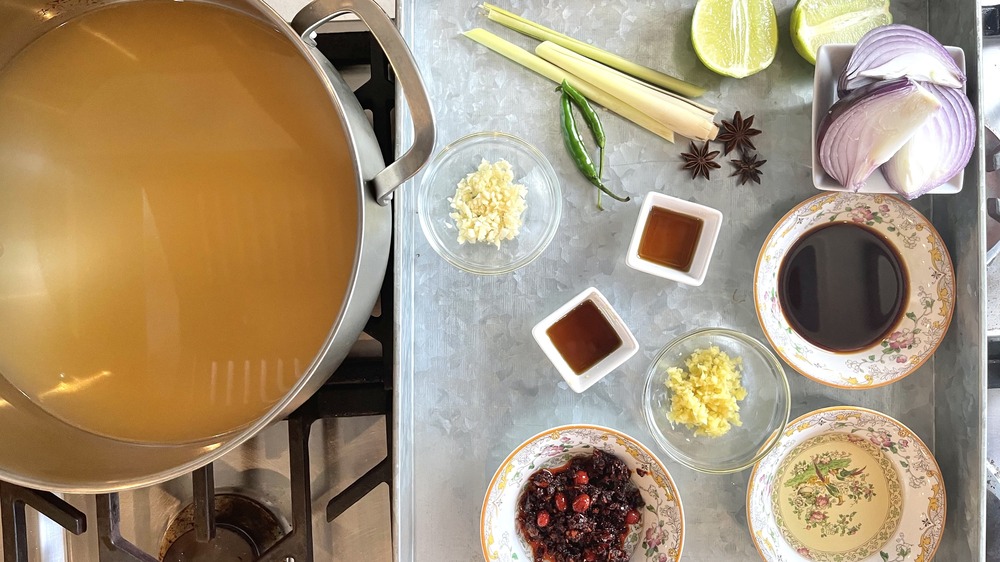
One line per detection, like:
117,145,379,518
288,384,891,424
642,327,790,474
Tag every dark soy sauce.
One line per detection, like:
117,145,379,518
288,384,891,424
777,222,908,352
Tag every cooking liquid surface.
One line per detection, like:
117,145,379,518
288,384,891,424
545,300,622,375
778,223,907,352
637,207,703,272
0,1,358,443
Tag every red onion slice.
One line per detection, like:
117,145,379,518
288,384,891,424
838,24,965,95
881,84,975,199
818,78,941,191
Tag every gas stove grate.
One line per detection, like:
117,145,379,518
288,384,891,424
0,30,396,562
0,484,86,561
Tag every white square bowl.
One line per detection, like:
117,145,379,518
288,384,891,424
530,287,638,393
624,192,723,287
812,43,966,195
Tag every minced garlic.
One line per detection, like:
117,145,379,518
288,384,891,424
448,159,527,247
665,346,747,437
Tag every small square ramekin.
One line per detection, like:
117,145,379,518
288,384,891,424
530,287,639,393
625,192,723,286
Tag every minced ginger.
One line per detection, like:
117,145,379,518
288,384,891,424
665,346,747,437
448,159,527,247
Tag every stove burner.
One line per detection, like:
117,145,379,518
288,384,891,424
159,494,283,562
162,527,256,562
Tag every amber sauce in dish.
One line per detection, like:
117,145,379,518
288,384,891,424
545,300,622,374
637,207,703,272
778,222,908,352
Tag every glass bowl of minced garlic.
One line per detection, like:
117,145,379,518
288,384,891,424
417,131,561,275
642,327,790,474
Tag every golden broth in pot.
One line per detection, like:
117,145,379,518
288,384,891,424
0,0,358,443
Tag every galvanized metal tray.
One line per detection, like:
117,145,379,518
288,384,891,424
393,0,987,559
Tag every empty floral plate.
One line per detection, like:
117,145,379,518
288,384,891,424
754,192,955,388
480,424,684,562
747,406,945,562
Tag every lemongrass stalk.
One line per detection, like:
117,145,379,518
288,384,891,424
538,40,717,137
609,64,718,116
464,29,674,142
537,41,719,141
482,3,705,98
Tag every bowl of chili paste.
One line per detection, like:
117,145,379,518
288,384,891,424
481,425,684,562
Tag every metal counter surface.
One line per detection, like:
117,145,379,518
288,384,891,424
990,260,998,337
393,0,985,560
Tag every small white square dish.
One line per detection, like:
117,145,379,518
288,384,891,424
530,287,638,393
624,192,723,287
812,43,966,195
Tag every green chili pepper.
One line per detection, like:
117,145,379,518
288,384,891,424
558,80,605,177
560,92,629,208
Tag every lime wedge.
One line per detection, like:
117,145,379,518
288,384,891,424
791,0,892,65
691,0,778,79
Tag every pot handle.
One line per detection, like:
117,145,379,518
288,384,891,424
292,0,435,206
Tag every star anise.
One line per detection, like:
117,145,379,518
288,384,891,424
680,141,721,180
716,111,762,155
730,152,767,185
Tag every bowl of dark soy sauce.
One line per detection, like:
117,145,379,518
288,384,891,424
778,221,908,353
753,192,955,389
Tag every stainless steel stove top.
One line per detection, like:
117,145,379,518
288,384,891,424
26,416,391,562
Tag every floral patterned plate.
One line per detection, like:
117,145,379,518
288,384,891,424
754,192,955,388
480,425,684,562
747,407,946,562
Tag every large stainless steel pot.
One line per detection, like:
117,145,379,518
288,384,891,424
0,0,434,491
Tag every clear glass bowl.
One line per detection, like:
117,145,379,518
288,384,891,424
642,328,790,474
417,131,561,275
